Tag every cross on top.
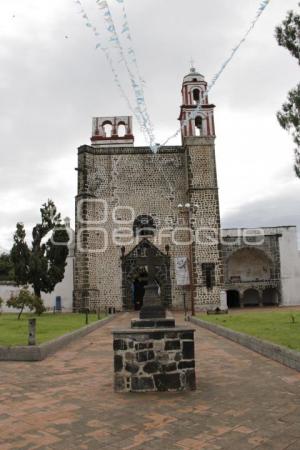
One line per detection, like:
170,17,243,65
190,57,195,71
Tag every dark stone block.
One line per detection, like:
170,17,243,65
125,362,139,374
175,352,182,362
178,360,195,369
131,318,175,328
165,331,178,339
180,332,194,340
135,343,151,350
162,362,177,372
154,373,181,391
114,376,125,391
186,369,196,390
136,350,155,362
113,339,127,351
132,320,155,328
152,332,164,340
136,351,148,362
182,341,194,359
158,320,176,328
114,355,123,372
147,350,155,360
144,361,160,374
165,340,181,351
131,376,155,391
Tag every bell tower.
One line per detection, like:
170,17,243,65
181,67,223,310
179,67,215,139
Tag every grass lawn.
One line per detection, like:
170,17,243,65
198,311,300,351
0,313,106,346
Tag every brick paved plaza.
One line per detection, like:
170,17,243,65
1,313,300,450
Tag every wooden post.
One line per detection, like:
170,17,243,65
28,319,36,346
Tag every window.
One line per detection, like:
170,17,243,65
193,89,200,103
195,116,203,136
133,215,156,237
202,263,215,289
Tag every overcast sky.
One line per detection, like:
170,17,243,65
0,0,299,251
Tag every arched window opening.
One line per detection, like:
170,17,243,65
193,89,200,104
133,215,156,237
227,290,240,308
195,116,203,136
118,123,126,137
103,122,113,138
243,289,260,307
262,288,278,306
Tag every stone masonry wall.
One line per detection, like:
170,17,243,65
113,328,196,392
74,138,222,312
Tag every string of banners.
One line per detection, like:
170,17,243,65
160,0,272,148
73,0,153,146
113,0,156,148
75,0,271,152
96,0,156,150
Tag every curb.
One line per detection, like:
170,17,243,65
190,317,300,372
0,314,117,362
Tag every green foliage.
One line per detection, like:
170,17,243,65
275,5,300,61
0,253,15,282
200,311,300,351
275,4,300,177
0,313,103,346
10,224,30,285
6,288,46,319
10,200,69,298
0,297,3,309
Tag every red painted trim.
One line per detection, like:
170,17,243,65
91,135,134,142
207,115,211,136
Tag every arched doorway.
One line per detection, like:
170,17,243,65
263,288,278,306
243,289,260,307
132,267,148,311
122,239,171,311
227,290,240,308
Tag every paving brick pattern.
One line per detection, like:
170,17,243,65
1,313,300,449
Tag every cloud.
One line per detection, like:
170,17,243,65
0,0,299,250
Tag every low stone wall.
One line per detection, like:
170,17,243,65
190,317,300,372
113,327,196,392
0,315,116,362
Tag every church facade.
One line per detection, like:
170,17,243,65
74,68,223,312
73,69,300,312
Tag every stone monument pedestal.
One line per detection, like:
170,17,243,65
113,283,196,392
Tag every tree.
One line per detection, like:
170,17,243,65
275,4,300,177
10,200,69,299
6,288,46,320
0,253,14,281
10,224,30,285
